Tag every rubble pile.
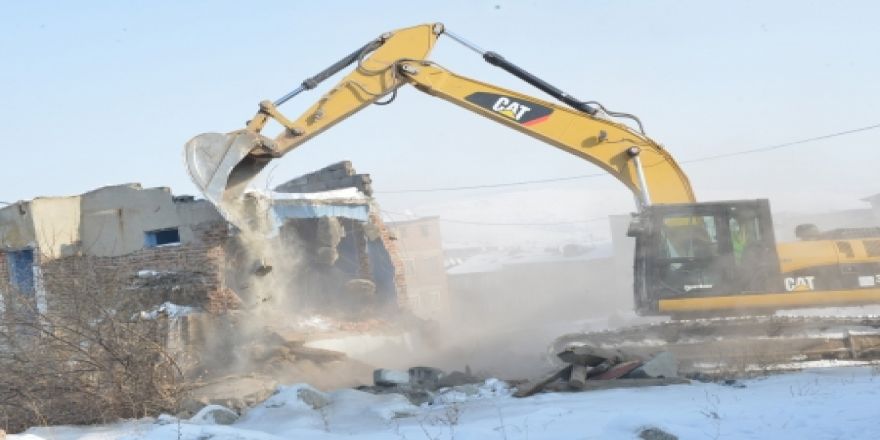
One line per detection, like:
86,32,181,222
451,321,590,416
514,346,688,397
358,367,487,405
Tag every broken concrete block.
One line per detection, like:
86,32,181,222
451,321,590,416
627,352,679,379
568,364,590,389
323,160,354,174
409,366,445,390
374,369,410,387
190,404,238,425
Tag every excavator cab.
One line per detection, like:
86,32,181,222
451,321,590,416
630,199,782,315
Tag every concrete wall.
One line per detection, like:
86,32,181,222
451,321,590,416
175,198,225,244
30,196,81,260
0,202,35,251
79,184,212,257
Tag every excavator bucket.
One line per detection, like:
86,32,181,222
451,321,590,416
183,130,271,219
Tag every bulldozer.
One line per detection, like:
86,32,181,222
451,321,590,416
184,23,880,317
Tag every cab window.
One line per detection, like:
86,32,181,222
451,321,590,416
660,215,719,259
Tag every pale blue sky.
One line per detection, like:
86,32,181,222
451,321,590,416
2,0,879,213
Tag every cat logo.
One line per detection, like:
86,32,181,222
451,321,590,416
465,92,553,126
784,276,816,292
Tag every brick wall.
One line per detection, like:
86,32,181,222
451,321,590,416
38,221,238,316
368,210,408,309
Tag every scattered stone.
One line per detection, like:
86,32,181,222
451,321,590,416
628,352,679,379
190,404,239,425
639,426,678,440
374,368,410,386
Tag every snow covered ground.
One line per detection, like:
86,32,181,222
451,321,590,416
12,366,880,440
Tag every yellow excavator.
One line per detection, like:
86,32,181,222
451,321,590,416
184,23,880,318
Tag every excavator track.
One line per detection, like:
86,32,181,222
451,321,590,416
551,315,880,376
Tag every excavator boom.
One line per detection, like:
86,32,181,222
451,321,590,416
184,22,694,218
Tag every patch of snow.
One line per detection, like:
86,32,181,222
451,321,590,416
13,367,880,440
433,378,513,404
135,302,198,320
190,405,238,425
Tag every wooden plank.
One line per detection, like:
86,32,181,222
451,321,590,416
514,365,572,398
593,360,642,380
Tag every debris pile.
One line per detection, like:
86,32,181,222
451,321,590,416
358,366,489,405
514,346,688,397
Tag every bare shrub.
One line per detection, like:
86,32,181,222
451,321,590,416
0,256,186,433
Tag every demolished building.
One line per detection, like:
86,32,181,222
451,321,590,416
0,183,235,319
0,162,415,350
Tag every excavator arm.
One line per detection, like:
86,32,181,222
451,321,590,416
184,22,695,222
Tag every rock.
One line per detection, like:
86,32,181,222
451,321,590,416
638,426,678,440
297,387,331,409
374,368,410,386
191,404,239,425
409,366,445,390
628,352,679,379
